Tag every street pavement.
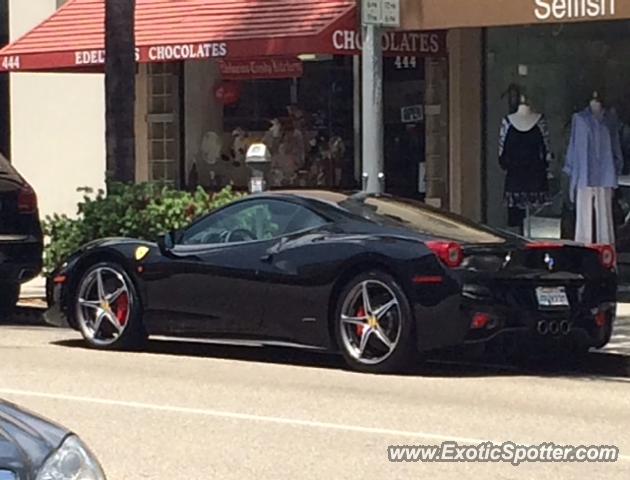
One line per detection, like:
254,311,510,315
1,315,629,479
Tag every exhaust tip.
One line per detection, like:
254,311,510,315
537,320,549,335
560,321,572,335
549,321,560,335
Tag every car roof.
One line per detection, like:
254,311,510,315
258,189,517,245
244,190,353,213
268,189,351,204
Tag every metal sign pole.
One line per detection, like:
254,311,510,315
361,0,398,194
361,23,385,194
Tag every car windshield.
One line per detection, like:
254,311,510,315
338,194,509,244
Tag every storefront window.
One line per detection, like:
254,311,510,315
484,21,630,242
147,63,180,185
183,56,355,192
169,50,447,198
223,79,293,132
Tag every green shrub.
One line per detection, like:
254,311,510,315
42,183,243,274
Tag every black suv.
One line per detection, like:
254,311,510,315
0,154,43,315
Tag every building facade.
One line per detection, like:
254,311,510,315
1,0,450,220
4,0,630,235
8,0,105,220
0,0,10,158
402,0,630,234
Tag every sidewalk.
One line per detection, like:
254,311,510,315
617,303,630,317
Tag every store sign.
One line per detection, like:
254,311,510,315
74,48,140,66
219,58,303,80
67,42,228,68
398,0,628,30
401,105,424,123
534,0,616,22
147,42,227,61
332,30,446,56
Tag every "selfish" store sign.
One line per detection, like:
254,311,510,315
534,0,616,21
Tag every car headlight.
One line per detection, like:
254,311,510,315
36,435,106,480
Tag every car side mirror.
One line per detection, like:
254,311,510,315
158,231,176,255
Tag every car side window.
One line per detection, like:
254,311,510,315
180,199,327,246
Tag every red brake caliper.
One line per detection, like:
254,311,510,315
356,306,366,337
114,293,129,327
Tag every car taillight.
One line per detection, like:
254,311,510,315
426,241,464,268
590,244,616,270
18,184,37,214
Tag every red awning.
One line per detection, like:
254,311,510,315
0,0,356,72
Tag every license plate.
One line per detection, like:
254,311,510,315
536,287,569,307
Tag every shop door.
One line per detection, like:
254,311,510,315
147,63,180,187
383,56,426,199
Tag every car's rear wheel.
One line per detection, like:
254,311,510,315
334,271,417,373
0,282,19,319
74,262,146,350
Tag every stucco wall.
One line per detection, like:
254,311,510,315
9,0,105,219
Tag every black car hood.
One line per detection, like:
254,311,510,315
0,401,68,478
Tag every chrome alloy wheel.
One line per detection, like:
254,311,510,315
76,266,132,347
339,280,403,365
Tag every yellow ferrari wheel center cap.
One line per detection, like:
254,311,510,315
368,317,378,328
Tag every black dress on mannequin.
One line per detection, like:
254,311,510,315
499,115,550,228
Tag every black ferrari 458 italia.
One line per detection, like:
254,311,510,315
46,191,617,373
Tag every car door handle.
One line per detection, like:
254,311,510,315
261,238,287,263
260,253,274,263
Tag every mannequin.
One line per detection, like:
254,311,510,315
590,91,604,117
508,96,542,132
565,91,622,245
499,95,551,236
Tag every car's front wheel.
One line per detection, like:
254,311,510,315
73,262,146,350
334,271,417,373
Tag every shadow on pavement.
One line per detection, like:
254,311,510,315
52,337,630,380
0,307,48,327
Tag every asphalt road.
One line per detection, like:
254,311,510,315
1,321,630,480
